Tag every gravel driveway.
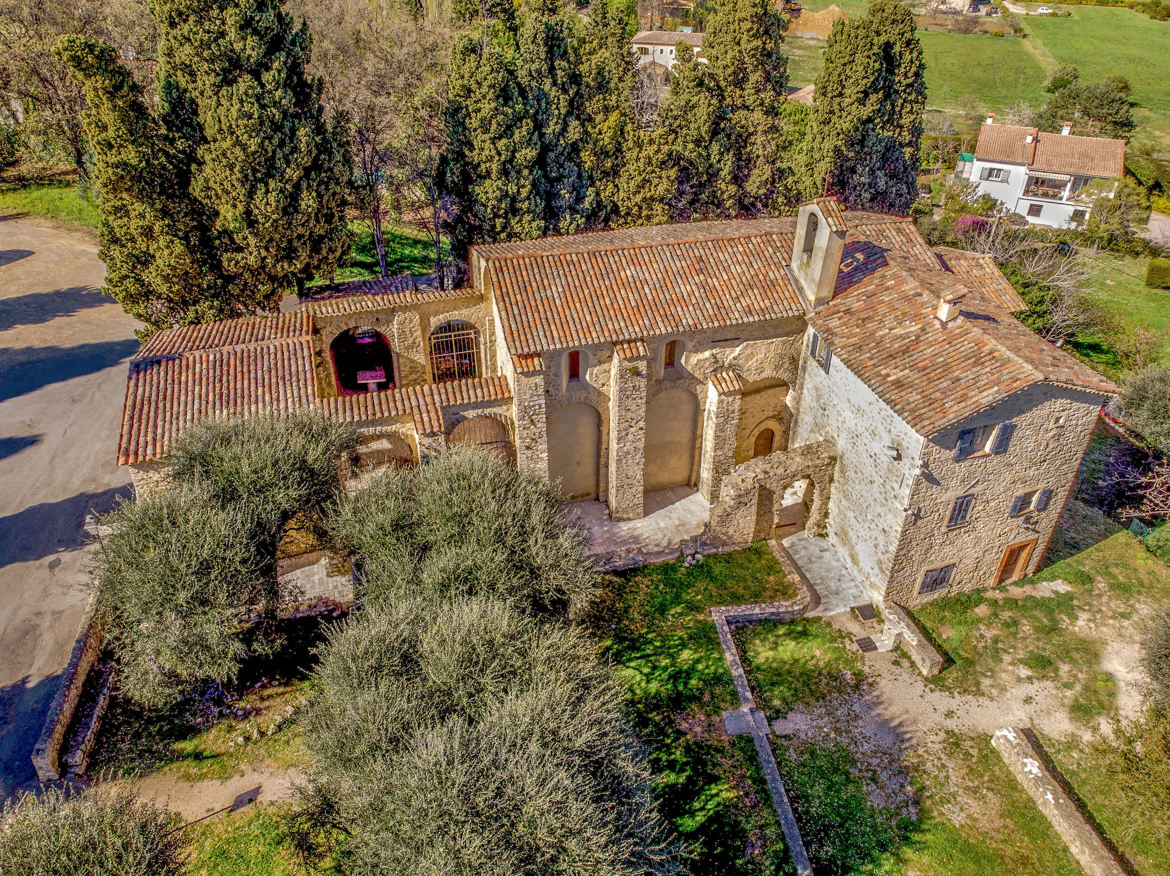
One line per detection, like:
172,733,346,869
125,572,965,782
0,215,139,798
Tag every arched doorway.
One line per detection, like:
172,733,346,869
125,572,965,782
547,403,601,500
429,320,481,382
331,327,395,394
449,416,512,463
645,388,698,492
753,428,775,458
355,433,415,469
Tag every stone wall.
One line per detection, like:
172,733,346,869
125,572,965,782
886,385,1103,606
707,439,837,551
791,330,922,600
991,727,1127,876
31,593,103,782
881,601,945,677
310,292,486,398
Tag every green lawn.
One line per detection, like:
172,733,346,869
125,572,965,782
919,31,1049,113
1083,254,1170,362
584,543,799,875
913,525,1169,712
0,183,101,228
329,221,445,284
185,804,334,876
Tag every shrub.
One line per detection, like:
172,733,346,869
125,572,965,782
1121,364,1170,453
1147,525,1170,564
300,596,680,875
1100,706,1170,835
328,446,597,616
1146,257,1170,289
1144,606,1170,709
0,786,183,876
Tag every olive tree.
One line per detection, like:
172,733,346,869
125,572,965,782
0,786,183,876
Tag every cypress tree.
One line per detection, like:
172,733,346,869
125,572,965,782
802,0,925,214
441,20,543,258
56,37,229,332
516,0,593,234
152,0,351,302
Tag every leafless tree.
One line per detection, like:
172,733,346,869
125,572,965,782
1125,459,1170,521
1000,101,1035,127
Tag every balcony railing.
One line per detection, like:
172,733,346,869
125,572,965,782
1023,184,1069,201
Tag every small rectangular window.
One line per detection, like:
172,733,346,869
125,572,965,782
1071,208,1087,224
947,494,975,528
991,421,1014,454
1027,203,1043,218
920,564,956,595
1009,490,1037,517
954,424,994,460
1035,487,1053,512
664,340,677,369
809,331,820,361
567,350,580,382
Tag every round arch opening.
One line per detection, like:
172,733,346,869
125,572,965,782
331,327,395,395
430,320,481,383
449,415,513,463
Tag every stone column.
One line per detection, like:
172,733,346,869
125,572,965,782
607,343,647,521
698,369,744,504
512,368,549,479
415,431,446,462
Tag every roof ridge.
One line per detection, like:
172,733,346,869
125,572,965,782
133,331,310,365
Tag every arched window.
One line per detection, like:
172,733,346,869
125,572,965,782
429,320,481,383
664,340,677,370
753,428,775,458
330,327,395,395
802,212,819,257
567,350,581,382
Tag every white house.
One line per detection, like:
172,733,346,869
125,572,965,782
631,30,704,74
960,116,1126,228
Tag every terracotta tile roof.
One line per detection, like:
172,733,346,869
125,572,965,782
788,83,815,106
1031,132,1125,179
975,123,1038,165
932,248,1026,312
709,367,744,395
511,352,545,374
632,30,704,47
138,311,311,358
305,284,471,318
974,123,1125,178
477,218,804,355
614,339,648,359
816,197,848,233
810,261,1116,436
118,310,512,465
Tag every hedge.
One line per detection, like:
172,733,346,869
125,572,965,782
1147,257,1170,289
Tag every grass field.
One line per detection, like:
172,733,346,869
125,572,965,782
0,183,101,228
185,805,333,876
1085,254,1170,359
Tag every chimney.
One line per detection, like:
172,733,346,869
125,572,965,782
936,291,966,325
986,113,995,125
1061,121,1072,135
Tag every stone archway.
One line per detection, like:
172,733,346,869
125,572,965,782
356,432,415,469
645,387,699,491
330,326,395,394
449,415,513,463
547,403,601,499
736,380,791,464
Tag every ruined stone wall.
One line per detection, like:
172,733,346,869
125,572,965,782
790,330,922,599
735,380,793,463
886,384,1102,606
310,293,486,398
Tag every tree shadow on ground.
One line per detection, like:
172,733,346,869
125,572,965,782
0,248,33,268
0,672,64,801
0,339,139,403
0,484,131,570
0,286,112,333
0,435,41,461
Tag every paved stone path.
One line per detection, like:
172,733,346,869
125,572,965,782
783,532,871,616
0,216,138,798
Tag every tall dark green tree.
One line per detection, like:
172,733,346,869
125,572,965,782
802,0,925,213
58,0,350,334
152,0,351,300
55,37,229,330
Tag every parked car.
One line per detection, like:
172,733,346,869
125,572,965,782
1036,6,1053,12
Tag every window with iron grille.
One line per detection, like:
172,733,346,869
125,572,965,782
429,321,480,383
920,564,955,595
947,494,975,528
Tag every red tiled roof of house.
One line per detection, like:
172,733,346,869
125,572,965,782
810,259,1115,436
974,123,1125,178
118,313,512,464
974,123,1038,165
632,30,704,47
477,218,805,355
1031,132,1125,179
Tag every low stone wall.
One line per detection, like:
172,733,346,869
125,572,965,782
991,727,1128,876
31,594,103,782
881,602,945,677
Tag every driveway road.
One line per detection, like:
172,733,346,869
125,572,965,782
0,215,139,797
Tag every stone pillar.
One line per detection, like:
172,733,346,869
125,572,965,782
698,371,743,504
608,344,647,521
512,368,549,479
415,431,446,462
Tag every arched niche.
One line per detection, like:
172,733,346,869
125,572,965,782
331,326,396,395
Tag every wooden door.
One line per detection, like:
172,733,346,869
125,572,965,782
995,538,1037,585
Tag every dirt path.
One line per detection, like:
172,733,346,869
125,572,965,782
0,215,139,798
120,766,303,822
